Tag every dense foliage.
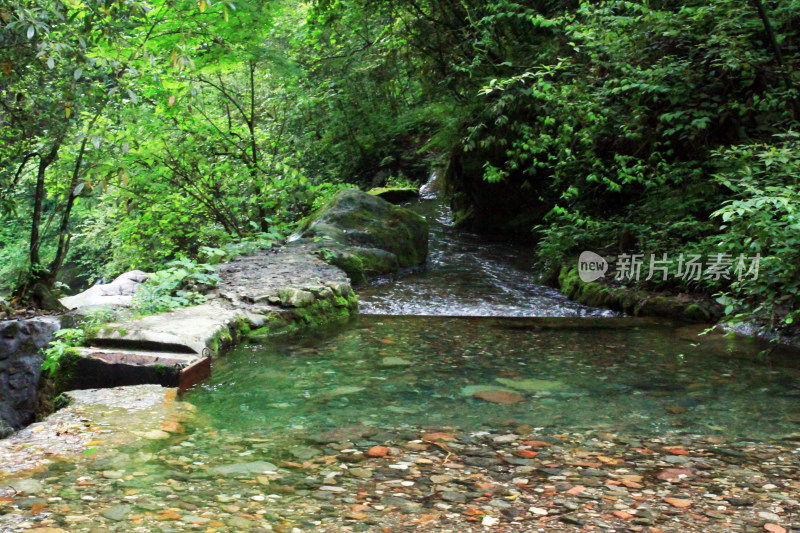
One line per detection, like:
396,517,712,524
1,0,798,330
301,0,800,329
0,0,348,305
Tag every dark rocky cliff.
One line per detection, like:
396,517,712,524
0,317,61,436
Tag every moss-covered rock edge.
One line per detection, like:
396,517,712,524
558,265,723,323
249,290,359,339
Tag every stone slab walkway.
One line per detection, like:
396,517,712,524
71,248,357,394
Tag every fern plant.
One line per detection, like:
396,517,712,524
41,328,85,377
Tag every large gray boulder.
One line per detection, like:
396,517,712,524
60,270,149,310
296,189,428,284
0,316,61,434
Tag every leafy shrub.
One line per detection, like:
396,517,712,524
709,132,800,328
41,329,85,377
132,259,221,315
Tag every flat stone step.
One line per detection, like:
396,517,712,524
89,302,246,354
68,347,211,393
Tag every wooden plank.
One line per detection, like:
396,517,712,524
178,356,212,395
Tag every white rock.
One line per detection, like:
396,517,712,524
492,434,518,443
757,511,781,521
61,270,149,310
482,515,499,526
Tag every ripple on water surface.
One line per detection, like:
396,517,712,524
357,200,614,317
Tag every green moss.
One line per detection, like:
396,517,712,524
207,325,237,356
247,292,358,340
249,326,270,337
683,303,714,322
320,241,422,286
324,250,367,285
232,317,251,336
53,393,72,411
208,336,220,355
578,281,604,307
367,186,417,195
635,296,673,317
367,187,420,204
356,249,398,275
349,293,359,308
51,349,81,395
557,263,719,323
558,266,583,298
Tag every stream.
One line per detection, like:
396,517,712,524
3,195,800,532
357,199,614,317
192,196,799,442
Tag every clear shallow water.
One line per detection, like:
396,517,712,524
188,316,800,443
4,315,799,533
358,200,615,317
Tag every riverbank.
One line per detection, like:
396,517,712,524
556,265,723,323
554,263,800,351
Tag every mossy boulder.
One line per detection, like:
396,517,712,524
367,187,419,204
299,189,428,284
278,288,316,308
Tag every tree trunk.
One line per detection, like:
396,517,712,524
29,140,62,268
248,60,269,233
50,105,104,276
14,135,66,311
750,0,798,118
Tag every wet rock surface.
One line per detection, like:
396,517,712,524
215,248,349,307
91,301,247,354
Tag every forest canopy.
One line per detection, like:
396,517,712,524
1,0,798,328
